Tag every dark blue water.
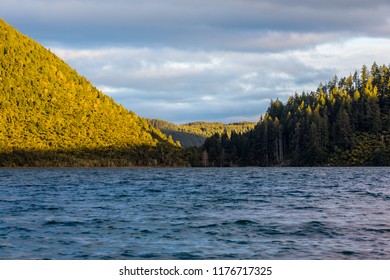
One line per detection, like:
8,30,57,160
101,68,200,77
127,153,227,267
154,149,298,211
0,167,389,259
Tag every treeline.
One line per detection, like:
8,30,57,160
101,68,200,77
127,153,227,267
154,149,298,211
0,142,188,167
200,63,390,167
179,121,257,138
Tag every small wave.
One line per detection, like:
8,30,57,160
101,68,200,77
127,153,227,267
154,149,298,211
364,191,390,201
257,227,284,236
47,207,62,211
44,220,84,227
74,254,91,259
293,221,339,238
90,218,110,225
116,180,131,185
190,223,218,229
172,252,201,259
138,253,160,259
217,219,260,227
93,206,112,210
8,227,33,233
27,205,63,211
139,229,154,234
339,250,357,256
97,194,111,197
215,253,238,259
146,189,163,193
58,240,76,245
194,220,285,236
364,228,390,234
116,194,131,198
322,184,339,189
233,219,259,226
120,250,135,258
294,206,321,210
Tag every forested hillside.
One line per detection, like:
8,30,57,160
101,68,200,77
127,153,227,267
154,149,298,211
0,19,185,167
146,119,206,147
202,63,390,166
147,119,256,147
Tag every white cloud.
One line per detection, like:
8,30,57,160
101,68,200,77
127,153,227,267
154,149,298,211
49,36,390,123
292,37,390,77
201,96,215,101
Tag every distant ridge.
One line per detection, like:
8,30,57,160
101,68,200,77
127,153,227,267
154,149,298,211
146,119,256,147
0,19,184,167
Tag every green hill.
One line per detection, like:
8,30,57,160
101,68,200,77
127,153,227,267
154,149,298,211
0,19,185,167
146,119,256,147
146,119,206,147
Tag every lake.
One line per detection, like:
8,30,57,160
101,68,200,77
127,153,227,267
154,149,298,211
0,167,389,259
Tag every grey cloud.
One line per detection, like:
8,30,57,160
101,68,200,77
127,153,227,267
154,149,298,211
3,0,390,51
119,94,268,124
271,0,390,9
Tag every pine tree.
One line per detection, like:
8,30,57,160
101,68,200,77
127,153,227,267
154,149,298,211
199,62,389,167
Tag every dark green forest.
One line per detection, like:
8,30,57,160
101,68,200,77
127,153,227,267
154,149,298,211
200,63,390,167
0,19,186,167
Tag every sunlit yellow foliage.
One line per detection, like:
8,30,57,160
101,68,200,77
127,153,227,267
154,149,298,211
0,19,183,166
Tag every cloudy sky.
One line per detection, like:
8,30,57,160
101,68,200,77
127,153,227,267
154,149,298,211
3,0,390,123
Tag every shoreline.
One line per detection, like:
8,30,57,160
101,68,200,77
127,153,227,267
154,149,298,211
1,165,388,169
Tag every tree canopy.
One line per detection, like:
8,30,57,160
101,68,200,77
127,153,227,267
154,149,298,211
201,63,390,167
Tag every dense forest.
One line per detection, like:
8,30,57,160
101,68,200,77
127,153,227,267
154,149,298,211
201,63,390,166
147,119,256,147
0,19,186,167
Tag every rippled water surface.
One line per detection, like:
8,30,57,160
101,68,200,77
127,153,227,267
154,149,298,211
1,167,389,259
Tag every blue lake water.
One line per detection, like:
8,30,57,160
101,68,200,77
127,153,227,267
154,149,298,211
0,167,389,259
